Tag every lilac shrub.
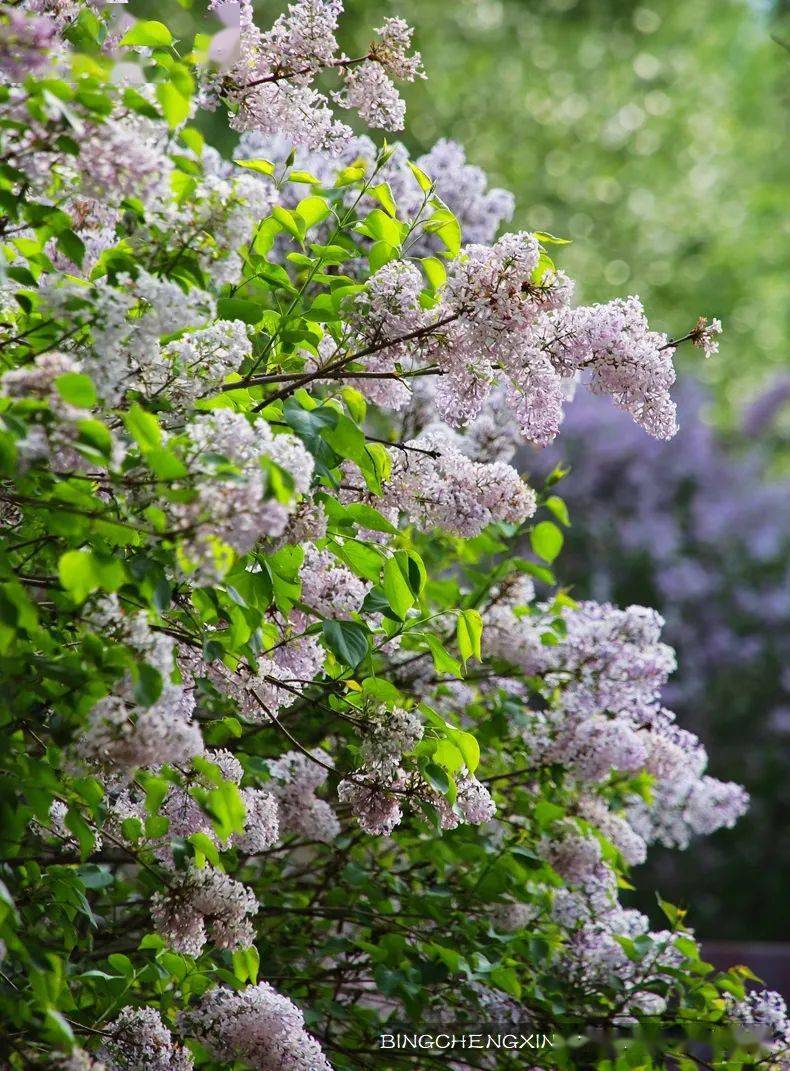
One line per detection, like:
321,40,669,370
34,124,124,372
0,2,784,1070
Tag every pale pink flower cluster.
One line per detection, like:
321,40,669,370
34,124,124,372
299,543,370,618
215,0,421,151
76,116,172,210
174,410,314,580
338,764,495,837
337,764,405,836
687,314,724,358
726,989,790,1066
484,591,749,852
1,351,103,471
558,907,681,1014
153,750,279,858
0,5,57,80
423,231,684,444
153,319,252,412
87,595,175,681
268,748,341,842
151,865,258,956
179,981,332,1071
76,690,204,776
377,429,536,537
100,1006,193,1071
234,132,514,251
179,617,324,724
348,261,427,409
359,704,424,764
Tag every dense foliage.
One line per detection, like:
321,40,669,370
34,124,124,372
0,3,787,1070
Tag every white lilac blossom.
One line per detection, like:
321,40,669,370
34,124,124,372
337,763,405,836
151,320,252,411
99,1006,193,1071
691,315,723,358
234,132,514,252
153,752,279,859
173,410,314,580
299,543,369,618
216,0,420,151
75,689,204,775
359,704,424,764
372,429,536,537
31,798,103,855
0,6,57,80
485,598,677,720
335,61,405,130
455,776,497,824
56,1049,107,1071
86,595,175,679
76,116,172,210
726,989,790,1063
268,748,341,842
491,901,539,932
347,260,428,409
540,823,603,886
179,981,332,1071
151,865,258,956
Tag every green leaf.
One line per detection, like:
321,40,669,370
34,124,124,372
295,195,330,230
216,296,262,325
232,944,260,983
205,781,247,840
382,555,414,619
544,495,570,527
422,634,463,679
64,807,96,861
369,182,397,217
156,81,190,130
322,620,370,667
423,761,451,795
234,158,275,176
288,169,320,184
55,372,96,409
408,161,433,193
456,608,483,664
56,228,85,267
421,256,446,290
58,550,124,602
120,20,174,47
189,831,220,868
530,520,564,563
124,404,162,449
450,729,480,774
272,205,304,241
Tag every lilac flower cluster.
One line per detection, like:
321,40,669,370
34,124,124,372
299,543,370,618
100,1006,193,1071
179,981,332,1071
173,410,314,581
0,5,57,80
213,0,422,151
363,428,537,538
76,690,204,776
151,865,258,956
268,748,341,843
484,588,748,853
234,131,514,250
